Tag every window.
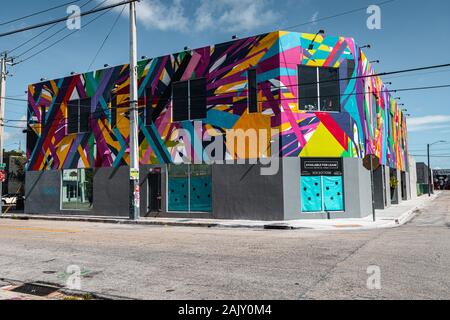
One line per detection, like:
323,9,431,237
62,169,93,210
247,69,258,113
298,65,341,112
190,78,207,120
67,98,91,134
172,78,207,122
167,164,212,213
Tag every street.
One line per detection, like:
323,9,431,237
0,192,449,300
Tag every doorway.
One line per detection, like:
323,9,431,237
147,171,162,214
401,171,407,201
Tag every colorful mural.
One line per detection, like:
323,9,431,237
27,30,408,172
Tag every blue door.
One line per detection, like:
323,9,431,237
301,176,323,212
323,176,344,211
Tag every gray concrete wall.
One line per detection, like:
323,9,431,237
283,157,373,220
340,158,373,219
25,170,61,215
282,158,302,220
211,163,284,221
25,168,131,217
409,157,418,199
91,167,129,217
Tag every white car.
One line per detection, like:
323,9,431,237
2,194,18,206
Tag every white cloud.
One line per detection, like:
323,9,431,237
408,115,450,132
98,0,280,33
194,0,280,32
135,0,189,32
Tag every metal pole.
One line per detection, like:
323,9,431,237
129,1,140,220
0,54,7,214
427,143,431,197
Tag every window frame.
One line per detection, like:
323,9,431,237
172,78,207,122
67,98,91,134
61,168,94,211
298,65,341,113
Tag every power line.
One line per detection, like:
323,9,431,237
0,0,137,38
0,0,83,27
9,0,95,56
18,7,116,64
2,82,450,114
1,82,449,132
2,62,450,104
87,5,126,71
284,0,397,30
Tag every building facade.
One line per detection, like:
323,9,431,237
25,31,411,220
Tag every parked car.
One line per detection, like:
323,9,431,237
2,194,18,206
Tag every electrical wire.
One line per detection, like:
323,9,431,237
9,0,96,56
283,0,397,30
1,82,450,122
0,0,83,27
18,7,115,64
0,0,137,38
87,5,126,71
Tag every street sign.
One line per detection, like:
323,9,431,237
130,168,139,180
363,154,380,171
0,170,6,183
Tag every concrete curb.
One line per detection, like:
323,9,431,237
393,193,439,226
0,193,439,231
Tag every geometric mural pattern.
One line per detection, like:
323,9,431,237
27,31,408,172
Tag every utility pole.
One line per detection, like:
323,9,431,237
129,1,140,220
0,52,13,214
0,53,14,214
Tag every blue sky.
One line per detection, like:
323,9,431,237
1,0,450,168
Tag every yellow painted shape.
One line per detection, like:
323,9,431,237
300,123,344,157
226,112,271,159
77,144,90,168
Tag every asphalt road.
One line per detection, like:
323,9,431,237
0,192,449,300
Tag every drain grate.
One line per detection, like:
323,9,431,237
11,283,59,297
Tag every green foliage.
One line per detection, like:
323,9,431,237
390,176,399,189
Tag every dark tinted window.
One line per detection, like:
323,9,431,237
67,101,79,134
298,65,319,111
248,69,258,113
145,87,153,126
173,81,189,122
319,67,340,112
190,78,207,120
79,98,90,133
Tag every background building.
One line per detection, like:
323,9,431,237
25,30,411,220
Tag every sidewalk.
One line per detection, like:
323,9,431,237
0,193,439,231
